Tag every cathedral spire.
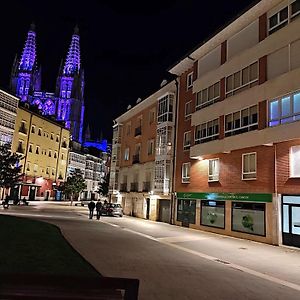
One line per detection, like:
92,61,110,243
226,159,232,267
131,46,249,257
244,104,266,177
19,23,37,72
63,25,81,76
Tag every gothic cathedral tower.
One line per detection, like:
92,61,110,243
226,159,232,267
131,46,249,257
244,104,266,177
56,26,85,143
10,23,41,102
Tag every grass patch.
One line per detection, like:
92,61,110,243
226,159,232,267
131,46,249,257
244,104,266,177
0,215,100,278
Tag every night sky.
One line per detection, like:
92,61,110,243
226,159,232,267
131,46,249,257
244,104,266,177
0,0,258,141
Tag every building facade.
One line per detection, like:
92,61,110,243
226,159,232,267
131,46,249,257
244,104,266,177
0,89,19,146
10,24,84,143
169,0,300,247
110,81,176,222
67,142,110,200
11,104,70,200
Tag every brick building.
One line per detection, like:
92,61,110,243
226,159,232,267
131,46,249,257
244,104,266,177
169,0,300,247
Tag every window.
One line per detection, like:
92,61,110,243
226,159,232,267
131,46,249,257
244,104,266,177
38,128,42,136
183,131,191,150
36,146,40,155
195,119,219,144
49,150,52,157
17,140,24,153
290,145,300,177
226,62,258,97
52,168,55,176
242,152,256,180
232,202,265,236
19,121,27,134
196,82,220,110
50,133,54,140
33,164,38,173
208,159,219,182
269,1,300,35
56,135,59,142
201,200,225,228
124,148,130,161
26,163,30,172
177,199,196,224
31,125,35,134
187,72,193,90
182,162,190,183
28,144,33,153
54,152,57,159
185,101,192,120
147,139,155,155
149,109,155,125
158,94,174,123
269,91,300,126
225,105,258,136
46,167,49,175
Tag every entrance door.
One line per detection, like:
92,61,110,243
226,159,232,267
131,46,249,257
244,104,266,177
29,187,36,201
159,200,170,223
282,196,300,247
146,198,150,219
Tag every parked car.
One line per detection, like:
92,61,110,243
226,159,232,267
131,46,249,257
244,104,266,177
74,200,90,206
101,203,123,217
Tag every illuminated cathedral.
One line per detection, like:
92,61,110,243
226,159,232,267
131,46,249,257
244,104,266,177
10,23,85,143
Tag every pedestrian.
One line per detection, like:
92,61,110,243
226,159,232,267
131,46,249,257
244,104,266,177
88,200,95,219
96,200,102,220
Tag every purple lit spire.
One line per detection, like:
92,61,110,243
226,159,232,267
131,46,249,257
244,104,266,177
63,26,81,76
19,23,37,72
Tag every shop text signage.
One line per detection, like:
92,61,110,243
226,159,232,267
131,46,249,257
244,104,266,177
176,192,272,203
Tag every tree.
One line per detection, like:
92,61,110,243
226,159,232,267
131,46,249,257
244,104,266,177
63,168,86,205
97,173,110,197
0,143,23,199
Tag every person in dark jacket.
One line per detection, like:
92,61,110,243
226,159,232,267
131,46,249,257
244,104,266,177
88,200,96,219
95,200,102,220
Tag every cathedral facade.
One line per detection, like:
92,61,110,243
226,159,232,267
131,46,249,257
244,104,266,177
10,24,85,143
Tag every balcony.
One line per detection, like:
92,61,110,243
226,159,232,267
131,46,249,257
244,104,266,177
132,154,140,164
120,183,128,192
134,126,142,137
130,182,139,192
142,182,151,192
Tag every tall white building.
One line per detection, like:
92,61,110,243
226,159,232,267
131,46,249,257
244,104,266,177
0,89,19,146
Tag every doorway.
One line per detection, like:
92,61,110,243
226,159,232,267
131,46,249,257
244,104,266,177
282,195,300,248
146,198,150,219
29,187,36,201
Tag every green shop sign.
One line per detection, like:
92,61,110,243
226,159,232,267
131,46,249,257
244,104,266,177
176,192,272,203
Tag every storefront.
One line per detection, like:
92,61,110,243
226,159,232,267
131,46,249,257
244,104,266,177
176,192,273,243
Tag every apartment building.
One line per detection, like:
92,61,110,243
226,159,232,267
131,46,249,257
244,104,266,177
0,89,19,146
169,0,300,247
67,141,110,200
11,103,70,200
110,81,176,222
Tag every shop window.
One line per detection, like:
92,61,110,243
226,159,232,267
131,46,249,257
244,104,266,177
242,152,256,180
182,163,190,183
177,199,196,224
201,200,225,228
290,145,300,177
232,202,265,236
208,159,219,182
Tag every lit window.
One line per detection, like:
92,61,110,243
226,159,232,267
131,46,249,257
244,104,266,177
124,148,130,161
208,159,219,182
242,153,256,180
290,145,300,177
195,119,219,144
182,163,190,183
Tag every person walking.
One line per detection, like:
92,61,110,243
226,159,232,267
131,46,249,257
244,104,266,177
88,200,95,219
96,200,102,220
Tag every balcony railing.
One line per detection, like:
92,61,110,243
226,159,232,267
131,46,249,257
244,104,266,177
142,181,151,192
130,182,139,192
120,183,128,192
134,126,142,137
132,154,140,164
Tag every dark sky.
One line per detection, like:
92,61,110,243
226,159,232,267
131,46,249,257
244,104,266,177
0,0,258,141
